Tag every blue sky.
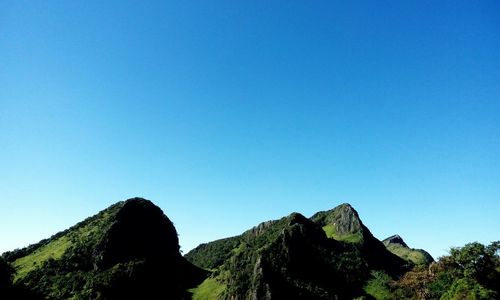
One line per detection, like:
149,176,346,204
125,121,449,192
1,1,499,258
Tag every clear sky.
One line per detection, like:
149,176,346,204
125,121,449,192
1,1,499,258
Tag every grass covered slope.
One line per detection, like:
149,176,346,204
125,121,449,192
382,235,434,265
2,198,207,299
186,204,415,299
5,203,121,282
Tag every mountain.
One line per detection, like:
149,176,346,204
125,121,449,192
382,235,434,265
1,198,207,299
3,199,496,299
310,204,410,275
185,203,411,299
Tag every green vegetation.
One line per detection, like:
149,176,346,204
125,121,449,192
395,241,499,299
385,243,433,265
12,236,71,280
2,198,207,300
190,277,227,300
185,236,242,270
322,224,363,243
364,271,393,299
362,241,500,299
2,200,498,299
382,235,434,266
186,211,399,299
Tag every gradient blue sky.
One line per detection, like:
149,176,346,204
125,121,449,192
1,1,499,258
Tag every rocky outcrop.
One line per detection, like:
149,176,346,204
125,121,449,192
187,210,376,299
311,203,363,237
311,204,409,276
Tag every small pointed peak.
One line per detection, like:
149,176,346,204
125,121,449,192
333,203,360,215
383,235,408,248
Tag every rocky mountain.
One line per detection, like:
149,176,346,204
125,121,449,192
310,204,409,276
382,234,434,265
1,198,207,299
185,203,412,299
5,199,489,300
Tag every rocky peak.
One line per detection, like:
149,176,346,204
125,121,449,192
310,203,363,235
331,203,362,234
383,234,409,248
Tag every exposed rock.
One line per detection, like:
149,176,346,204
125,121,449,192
311,203,363,236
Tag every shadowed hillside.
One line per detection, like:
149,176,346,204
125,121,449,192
1,198,207,299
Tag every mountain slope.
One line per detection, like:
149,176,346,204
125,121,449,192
382,235,434,265
2,198,207,299
311,204,409,276
187,212,369,299
186,204,413,299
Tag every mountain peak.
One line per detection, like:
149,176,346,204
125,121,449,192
95,197,180,269
383,234,409,248
6,198,207,299
310,203,364,242
310,204,408,275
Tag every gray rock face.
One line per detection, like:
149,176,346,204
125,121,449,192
311,203,363,235
310,204,409,276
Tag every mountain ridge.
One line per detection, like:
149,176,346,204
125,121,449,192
3,198,493,300
185,203,412,299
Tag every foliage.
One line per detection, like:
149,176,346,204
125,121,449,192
395,241,499,299
185,236,242,270
364,271,394,300
440,278,496,300
385,243,434,266
12,236,71,280
322,224,363,243
189,277,227,300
